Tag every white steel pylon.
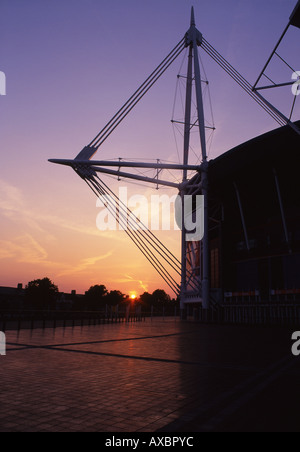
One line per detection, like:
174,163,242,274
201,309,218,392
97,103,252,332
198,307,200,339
180,7,210,309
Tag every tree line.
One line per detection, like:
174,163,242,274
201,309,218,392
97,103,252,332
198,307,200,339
25,278,178,311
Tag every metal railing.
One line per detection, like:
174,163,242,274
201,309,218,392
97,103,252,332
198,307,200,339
188,302,300,326
0,309,146,332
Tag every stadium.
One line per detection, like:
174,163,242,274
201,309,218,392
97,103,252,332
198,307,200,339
50,4,300,324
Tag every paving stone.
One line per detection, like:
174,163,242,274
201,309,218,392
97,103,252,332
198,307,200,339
0,320,299,432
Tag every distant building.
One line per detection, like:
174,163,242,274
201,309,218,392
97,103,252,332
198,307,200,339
0,284,84,311
56,290,85,310
0,284,25,310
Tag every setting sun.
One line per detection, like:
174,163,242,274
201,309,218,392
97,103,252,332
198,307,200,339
130,293,137,300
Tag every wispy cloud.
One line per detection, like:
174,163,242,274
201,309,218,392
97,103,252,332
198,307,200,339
0,178,176,293
113,274,148,293
138,280,148,293
0,178,121,284
0,180,23,212
57,251,114,277
0,232,114,283
0,178,129,242
0,179,51,236
0,234,48,264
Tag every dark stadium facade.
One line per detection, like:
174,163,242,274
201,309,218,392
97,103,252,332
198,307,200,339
199,121,300,307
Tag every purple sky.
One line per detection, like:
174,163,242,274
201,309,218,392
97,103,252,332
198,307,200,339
0,0,299,295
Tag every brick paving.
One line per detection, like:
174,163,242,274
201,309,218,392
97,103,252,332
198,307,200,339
0,319,300,432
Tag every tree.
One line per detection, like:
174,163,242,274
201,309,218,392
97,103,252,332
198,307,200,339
140,292,153,307
85,285,108,310
106,290,125,306
152,289,171,305
25,278,59,310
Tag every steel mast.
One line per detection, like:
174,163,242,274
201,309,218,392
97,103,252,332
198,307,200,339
49,9,213,311
181,7,210,310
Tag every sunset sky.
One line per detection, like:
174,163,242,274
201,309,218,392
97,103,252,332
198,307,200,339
0,0,299,296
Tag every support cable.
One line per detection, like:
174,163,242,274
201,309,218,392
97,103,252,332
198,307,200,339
96,176,201,293
95,176,182,269
79,172,201,295
201,38,288,127
89,38,186,150
88,176,181,279
201,41,283,125
289,94,298,121
92,46,185,149
202,40,286,126
84,176,181,294
274,52,296,74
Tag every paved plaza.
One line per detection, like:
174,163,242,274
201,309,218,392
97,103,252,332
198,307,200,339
0,319,300,432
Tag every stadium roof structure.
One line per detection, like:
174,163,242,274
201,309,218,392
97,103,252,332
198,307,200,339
209,120,300,182
290,0,300,28
50,4,300,310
